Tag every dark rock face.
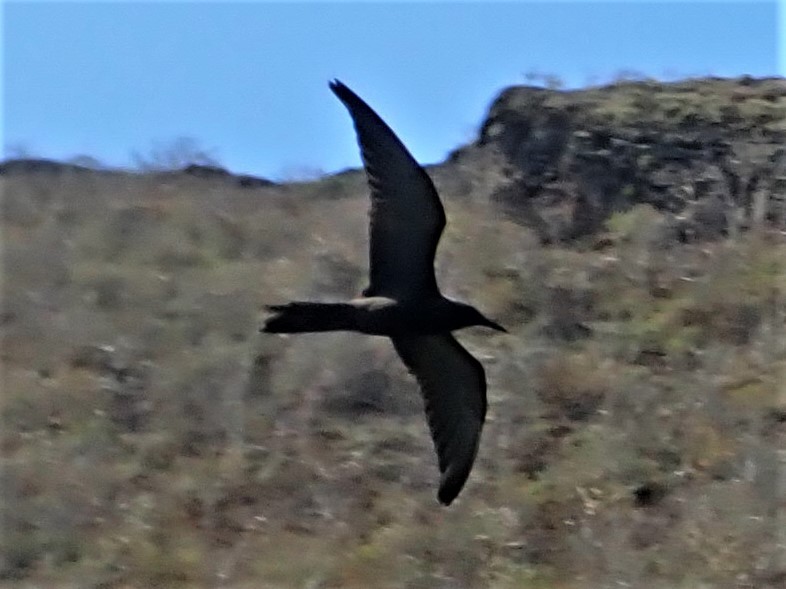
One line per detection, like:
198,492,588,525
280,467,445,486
0,158,93,175
180,164,275,188
181,163,232,179
0,158,276,189
455,77,786,243
236,174,275,188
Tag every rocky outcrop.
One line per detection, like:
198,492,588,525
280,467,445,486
451,76,786,243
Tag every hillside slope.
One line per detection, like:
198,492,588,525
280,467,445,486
2,76,785,588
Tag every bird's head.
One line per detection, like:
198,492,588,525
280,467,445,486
454,302,507,333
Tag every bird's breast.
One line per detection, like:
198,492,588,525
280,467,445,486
351,297,455,336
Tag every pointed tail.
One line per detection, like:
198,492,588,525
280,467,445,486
262,302,359,333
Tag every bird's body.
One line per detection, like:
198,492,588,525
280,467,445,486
266,297,498,336
263,80,505,505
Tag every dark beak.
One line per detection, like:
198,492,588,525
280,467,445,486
484,318,507,333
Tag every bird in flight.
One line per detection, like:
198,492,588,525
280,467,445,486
263,80,506,505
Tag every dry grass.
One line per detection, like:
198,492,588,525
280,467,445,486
2,78,786,588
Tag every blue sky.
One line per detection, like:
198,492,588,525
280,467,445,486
3,1,783,180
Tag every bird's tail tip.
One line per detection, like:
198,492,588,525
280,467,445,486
261,301,357,333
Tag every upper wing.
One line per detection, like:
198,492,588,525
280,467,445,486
330,80,445,300
391,334,487,505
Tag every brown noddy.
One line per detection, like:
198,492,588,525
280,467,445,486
263,80,506,505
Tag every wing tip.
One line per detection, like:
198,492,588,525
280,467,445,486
436,460,475,506
437,477,463,506
329,79,371,115
329,78,351,100
438,488,457,506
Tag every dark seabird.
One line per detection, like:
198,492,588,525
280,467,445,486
263,80,506,505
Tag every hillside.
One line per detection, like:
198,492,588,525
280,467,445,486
2,76,786,589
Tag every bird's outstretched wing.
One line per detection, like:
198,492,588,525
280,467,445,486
391,334,487,505
330,80,445,300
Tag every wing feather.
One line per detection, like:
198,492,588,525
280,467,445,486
330,80,445,300
391,334,487,505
